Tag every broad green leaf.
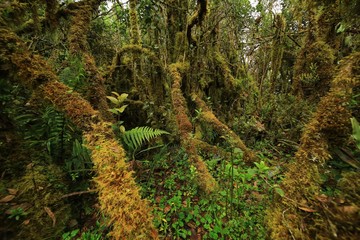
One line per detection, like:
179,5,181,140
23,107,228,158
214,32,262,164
351,117,360,150
117,93,129,104
106,96,119,105
111,91,120,97
119,125,126,133
275,187,285,197
108,109,118,114
116,105,128,114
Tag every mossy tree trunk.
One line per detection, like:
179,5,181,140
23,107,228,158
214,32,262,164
0,22,158,240
267,51,360,240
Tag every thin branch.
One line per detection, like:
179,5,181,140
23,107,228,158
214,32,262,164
60,189,97,199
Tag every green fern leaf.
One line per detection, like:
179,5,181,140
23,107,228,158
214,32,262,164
122,126,169,150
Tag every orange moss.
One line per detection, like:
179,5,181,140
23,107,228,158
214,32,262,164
37,81,98,130
84,123,158,239
11,53,58,89
169,63,218,193
1,27,158,239
267,52,360,240
44,0,59,30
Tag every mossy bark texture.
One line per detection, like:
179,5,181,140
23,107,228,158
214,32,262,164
67,0,112,121
191,94,257,163
267,52,360,240
0,27,158,239
169,63,218,193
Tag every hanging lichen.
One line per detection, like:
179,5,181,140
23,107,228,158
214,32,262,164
267,52,360,240
291,0,339,100
270,14,286,91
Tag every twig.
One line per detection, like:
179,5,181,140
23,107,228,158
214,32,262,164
60,189,97,199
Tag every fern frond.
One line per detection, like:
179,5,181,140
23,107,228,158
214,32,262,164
122,126,169,150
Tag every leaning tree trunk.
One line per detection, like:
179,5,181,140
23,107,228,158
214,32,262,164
0,27,158,240
267,52,360,240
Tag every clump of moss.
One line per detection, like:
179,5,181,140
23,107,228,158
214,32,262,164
2,27,158,238
84,122,158,239
67,1,112,121
293,40,335,99
37,81,98,130
12,163,71,239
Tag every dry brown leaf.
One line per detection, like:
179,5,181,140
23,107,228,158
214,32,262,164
315,194,329,203
0,195,15,203
164,205,171,213
339,205,359,215
44,207,56,227
23,219,30,225
298,206,317,213
7,189,18,195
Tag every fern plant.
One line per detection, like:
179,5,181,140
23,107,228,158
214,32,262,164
122,126,169,159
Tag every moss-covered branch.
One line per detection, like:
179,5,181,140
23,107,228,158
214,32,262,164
187,0,208,46
129,0,141,45
110,44,163,75
213,50,237,89
0,27,158,239
169,63,218,193
191,94,257,164
67,0,112,121
267,52,360,239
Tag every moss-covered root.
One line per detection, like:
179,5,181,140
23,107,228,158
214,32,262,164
191,94,257,164
169,63,218,193
267,52,360,240
85,123,158,240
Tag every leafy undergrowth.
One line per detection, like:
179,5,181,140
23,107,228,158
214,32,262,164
134,145,285,239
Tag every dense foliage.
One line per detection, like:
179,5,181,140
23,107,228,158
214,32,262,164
0,0,359,239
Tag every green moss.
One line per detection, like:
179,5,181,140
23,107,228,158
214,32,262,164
186,0,208,46
129,0,141,45
13,163,71,239
192,94,256,164
169,63,218,193
267,52,360,240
